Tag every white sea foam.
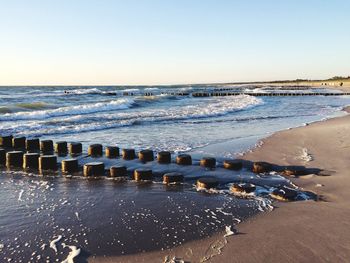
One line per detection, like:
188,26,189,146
49,235,62,253
61,243,81,263
0,98,134,121
255,196,274,212
215,208,233,216
75,212,81,221
299,148,313,162
64,88,103,95
243,87,266,93
89,94,258,128
164,95,262,120
223,225,235,237
18,189,24,201
85,95,261,124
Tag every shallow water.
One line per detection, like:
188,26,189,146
0,85,349,261
0,168,274,262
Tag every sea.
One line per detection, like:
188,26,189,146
0,85,349,262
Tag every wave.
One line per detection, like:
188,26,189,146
0,102,51,114
242,86,332,94
3,112,306,137
64,88,105,95
63,88,120,95
0,106,12,114
15,102,51,110
1,95,263,136
0,86,194,100
138,95,263,122
0,89,64,99
60,95,262,125
0,116,136,137
0,98,135,121
0,88,115,99
144,87,160,91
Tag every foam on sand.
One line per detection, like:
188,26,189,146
223,225,236,237
298,148,313,162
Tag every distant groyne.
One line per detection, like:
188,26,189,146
90,91,350,97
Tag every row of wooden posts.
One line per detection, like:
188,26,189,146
0,135,300,200
0,135,251,184
118,92,350,97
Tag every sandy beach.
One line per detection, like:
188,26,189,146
263,79,350,92
92,105,350,262
213,106,350,263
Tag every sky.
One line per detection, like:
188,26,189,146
0,0,349,85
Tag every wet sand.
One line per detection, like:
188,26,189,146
93,108,350,262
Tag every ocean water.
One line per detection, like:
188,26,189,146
0,85,350,262
0,85,349,156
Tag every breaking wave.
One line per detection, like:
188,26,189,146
0,95,263,136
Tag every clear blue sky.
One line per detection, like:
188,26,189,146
0,0,349,85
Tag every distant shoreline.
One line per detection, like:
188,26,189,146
1,77,349,88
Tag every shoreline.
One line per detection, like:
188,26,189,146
90,102,350,262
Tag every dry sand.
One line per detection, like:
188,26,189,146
90,103,350,263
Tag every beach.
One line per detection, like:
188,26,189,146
2,1,349,262
217,106,350,263
93,104,350,262
1,85,350,262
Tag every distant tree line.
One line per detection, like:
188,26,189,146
327,76,350,80
221,75,350,86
